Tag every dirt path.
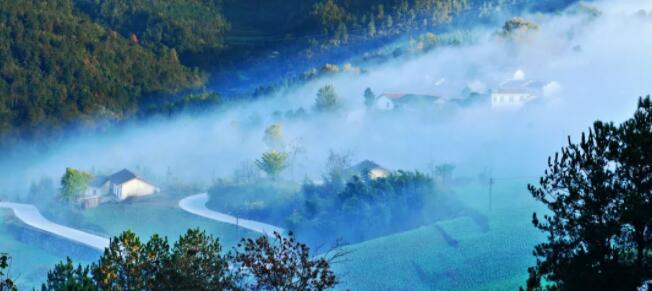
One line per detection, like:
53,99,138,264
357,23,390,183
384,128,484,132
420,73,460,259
178,193,284,235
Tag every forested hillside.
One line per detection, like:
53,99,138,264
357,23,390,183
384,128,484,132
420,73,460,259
0,0,577,148
0,1,204,145
75,0,230,66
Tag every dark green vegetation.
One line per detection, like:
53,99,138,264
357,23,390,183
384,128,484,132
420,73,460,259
0,254,15,291
295,170,485,246
38,229,338,290
0,1,206,147
209,159,486,247
75,0,229,66
526,97,652,290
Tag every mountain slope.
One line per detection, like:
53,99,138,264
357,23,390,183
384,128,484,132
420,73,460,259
0,0,204,144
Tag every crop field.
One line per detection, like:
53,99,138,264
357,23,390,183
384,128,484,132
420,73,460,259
333,178,547,290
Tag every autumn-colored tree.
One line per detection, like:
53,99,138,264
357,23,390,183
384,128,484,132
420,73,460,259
263,124,284,149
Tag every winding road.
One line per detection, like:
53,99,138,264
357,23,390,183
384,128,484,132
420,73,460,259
178,193,284,235
0,202,110,251
0,193,282,252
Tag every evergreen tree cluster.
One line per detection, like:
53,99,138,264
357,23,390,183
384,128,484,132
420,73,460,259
527,97,652,290
41,229,338,291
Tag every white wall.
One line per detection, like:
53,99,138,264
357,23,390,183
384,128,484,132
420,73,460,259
375,96,395,110
118,178,157,200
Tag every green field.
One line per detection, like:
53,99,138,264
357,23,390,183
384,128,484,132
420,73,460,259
333,178,546,290
78,199,257,248
0,209,93,289
1,195,258,289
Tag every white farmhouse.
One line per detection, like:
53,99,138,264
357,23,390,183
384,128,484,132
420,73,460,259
374,93,403,110
491,70,544,109
491,88,535,108
81,169,159,208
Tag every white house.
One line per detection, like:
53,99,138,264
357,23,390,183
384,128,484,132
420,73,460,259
491,70,544,109
491,88,535,108
81,169,159,207
374,93,403,110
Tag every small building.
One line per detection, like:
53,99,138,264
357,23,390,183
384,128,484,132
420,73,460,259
82,169,159,207
491,72,544,109
491,88,535,108
374,93,440,111
347,160,390,180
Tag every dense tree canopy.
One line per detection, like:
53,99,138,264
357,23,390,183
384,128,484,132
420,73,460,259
314,85,340,112
75,0,230,60
42,229,338,290
0,0,204,145
59,167,93,202
526,97,652,290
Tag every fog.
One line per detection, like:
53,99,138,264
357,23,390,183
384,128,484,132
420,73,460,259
2,0,651,198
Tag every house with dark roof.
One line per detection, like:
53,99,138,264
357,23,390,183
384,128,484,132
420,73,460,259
81,169,159,207
346,160,390,180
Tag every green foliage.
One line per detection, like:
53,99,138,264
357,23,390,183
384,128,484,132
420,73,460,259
42,258,95,291
43,229,233,290
59,168,93,202
0,254,15,291
314,85,340,112
297,170,449,245
311,0,471,45
76,0,230,59
167,229,233,289
43,229,338,290
0,0,203,144
256,150,289,180
526,96,652,290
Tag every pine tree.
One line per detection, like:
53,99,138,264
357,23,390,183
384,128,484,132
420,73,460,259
526,96,652,290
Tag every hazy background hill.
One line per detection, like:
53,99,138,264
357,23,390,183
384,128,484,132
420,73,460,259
0,0,578,150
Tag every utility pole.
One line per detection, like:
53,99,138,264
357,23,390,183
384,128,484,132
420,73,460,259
488,176,494,211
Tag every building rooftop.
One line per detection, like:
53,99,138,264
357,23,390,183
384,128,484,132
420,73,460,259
107,169,138,185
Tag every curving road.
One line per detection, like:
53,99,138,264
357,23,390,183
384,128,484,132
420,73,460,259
178,193,284,235
0,202,110,251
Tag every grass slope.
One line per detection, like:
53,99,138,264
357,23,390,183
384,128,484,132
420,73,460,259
334,178,545,290
0,209,91,289
334,210,542,290
79,199,257,248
